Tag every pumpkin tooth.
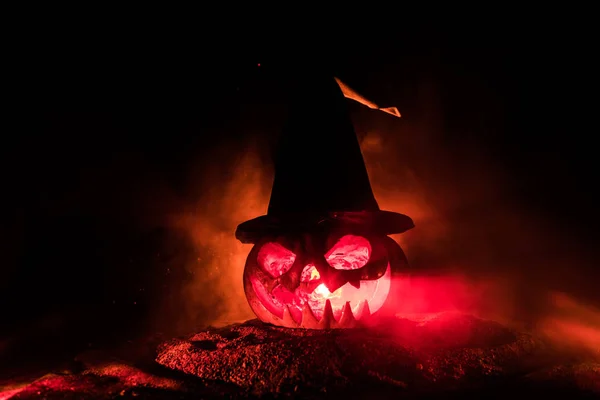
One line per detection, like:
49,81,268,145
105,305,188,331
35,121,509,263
319,299,335,329
300,302,319,329
349,279,361,289
339,301,357,328
282,305,298,328
356,299,372,321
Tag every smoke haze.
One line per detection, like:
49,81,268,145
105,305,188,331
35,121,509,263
164,75,599,358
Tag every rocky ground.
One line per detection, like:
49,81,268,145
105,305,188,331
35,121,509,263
2,312,599,399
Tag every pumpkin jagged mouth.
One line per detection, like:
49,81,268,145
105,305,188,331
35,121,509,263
250,264,391,329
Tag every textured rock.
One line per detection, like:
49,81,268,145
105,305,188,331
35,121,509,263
2,362,237,400
527,362,600,393
3,313,597,398
156,312,562,396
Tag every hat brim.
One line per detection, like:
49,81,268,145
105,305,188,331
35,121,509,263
235,210,414,244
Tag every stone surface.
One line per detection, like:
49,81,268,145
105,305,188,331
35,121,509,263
526,362,600,393
2,313,598,399
155,312,599,397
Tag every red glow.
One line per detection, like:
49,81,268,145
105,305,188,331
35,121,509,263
0,387,25,400
392,276,474,314
0,363,182,399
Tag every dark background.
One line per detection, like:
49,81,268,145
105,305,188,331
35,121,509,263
1,23,597,373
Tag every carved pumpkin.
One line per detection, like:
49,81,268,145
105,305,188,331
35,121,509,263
236,72,414,329
243,230,408,328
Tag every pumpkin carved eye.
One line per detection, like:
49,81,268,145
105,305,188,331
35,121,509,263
325,235,371,270
257,242,296,278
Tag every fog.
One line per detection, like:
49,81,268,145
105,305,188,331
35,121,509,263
162,76,599,358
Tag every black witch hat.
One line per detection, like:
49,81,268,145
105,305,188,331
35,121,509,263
235,71,414,244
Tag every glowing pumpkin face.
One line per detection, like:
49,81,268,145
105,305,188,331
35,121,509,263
243,231,407,329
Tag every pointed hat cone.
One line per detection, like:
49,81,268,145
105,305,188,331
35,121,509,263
236,72,414,243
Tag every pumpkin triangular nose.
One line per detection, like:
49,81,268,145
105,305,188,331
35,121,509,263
309,255,345,293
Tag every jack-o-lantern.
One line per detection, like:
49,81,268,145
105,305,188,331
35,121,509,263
236,71,414,329
242,227,411,328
